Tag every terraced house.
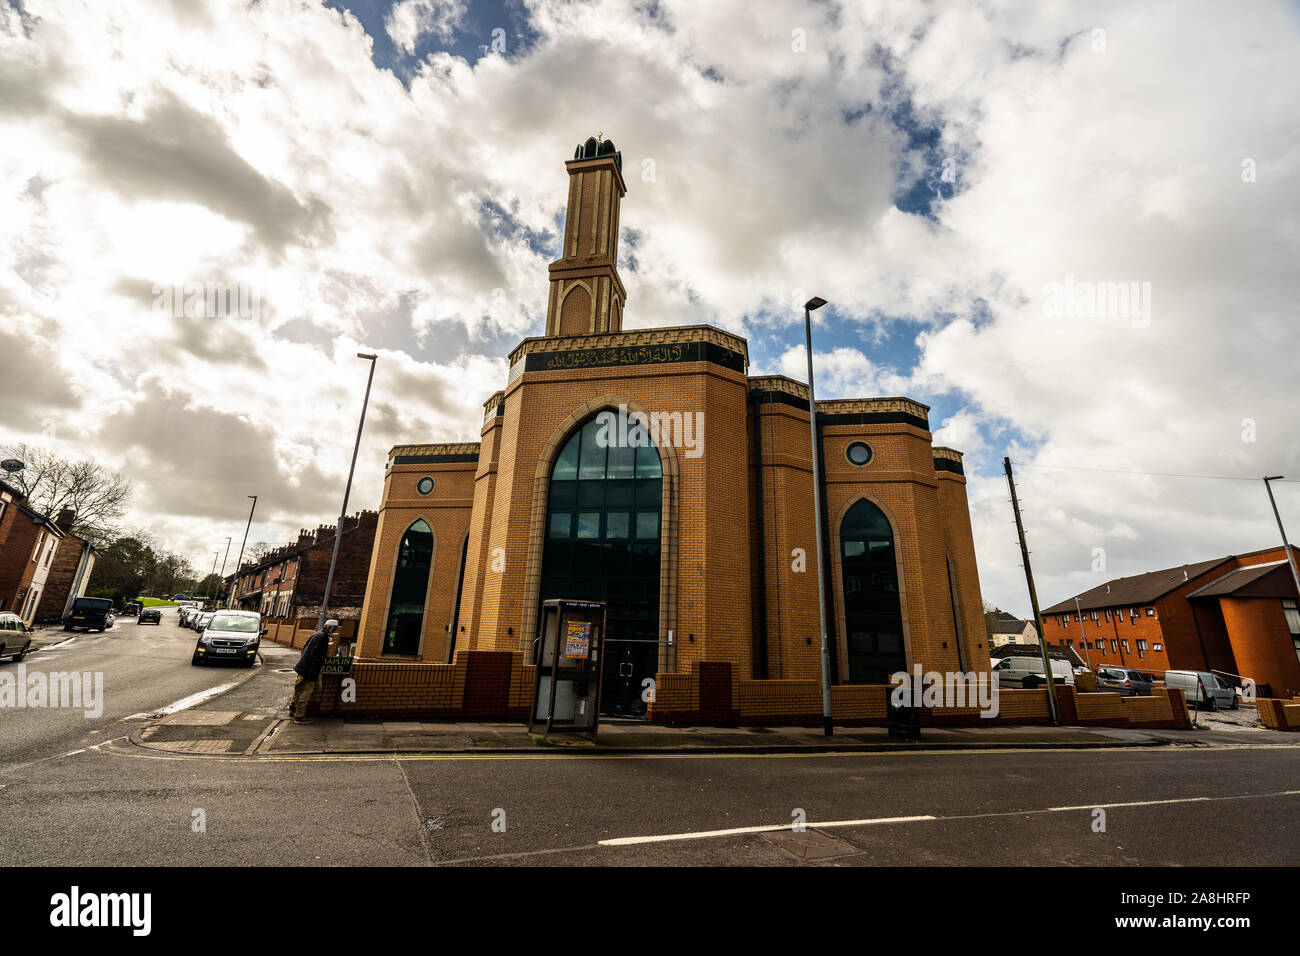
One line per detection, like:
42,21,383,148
352,137,990,721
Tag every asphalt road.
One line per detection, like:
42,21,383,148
0,607,271,771
2,617,1297,866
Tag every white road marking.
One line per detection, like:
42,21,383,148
598,790,1300,847
126,682,238,719
601,815,937,846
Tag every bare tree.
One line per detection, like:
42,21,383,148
1,443,132,541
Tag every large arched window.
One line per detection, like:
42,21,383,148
541,413,661,716
840,499,906,683
382,519,433,656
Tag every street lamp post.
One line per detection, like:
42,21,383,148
227,496,258,608
1263,477,1300,604
317,353,378,630
803,296,834,737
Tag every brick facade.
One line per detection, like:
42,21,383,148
349,141,993,724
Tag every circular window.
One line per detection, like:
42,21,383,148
416,476,435,495
846,442,873,466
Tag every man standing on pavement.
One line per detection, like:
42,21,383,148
290,618,336,723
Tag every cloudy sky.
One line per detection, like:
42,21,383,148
2,0,1298,614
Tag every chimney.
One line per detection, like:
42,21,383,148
55,507,76,532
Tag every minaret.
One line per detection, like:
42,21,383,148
545,135,627,337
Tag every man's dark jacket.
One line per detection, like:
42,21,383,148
295,628,330,679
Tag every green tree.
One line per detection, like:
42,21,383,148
87,536,158,608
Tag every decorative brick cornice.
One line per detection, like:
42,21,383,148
387,442,482,463
932,446,964,463
482,391,505,423
748,375,808,400
508,324,749,367
818,396,932,418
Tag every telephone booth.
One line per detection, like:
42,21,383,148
530,599,607,739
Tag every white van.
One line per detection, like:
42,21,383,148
991,655,1075,688
1164,670,1238,711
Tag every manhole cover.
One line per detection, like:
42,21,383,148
762,828,857,861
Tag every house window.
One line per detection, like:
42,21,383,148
1104,610,1110,622
1284,600,1300,664
1111,640,1118,652
31,531,44,563
1153,643,1163,652
1136,639,1147,658
1145,607,1155,617
1121,640,1130,653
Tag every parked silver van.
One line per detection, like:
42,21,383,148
991,655,1075,688
1164,670,1238,710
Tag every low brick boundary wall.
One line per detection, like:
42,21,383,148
305,650,534,720
295,651,1197,730
646,663,1194,730
1257,697,1300,731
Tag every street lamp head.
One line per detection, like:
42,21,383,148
1264,475,1284,481
805,296,827,311
357,352,378,361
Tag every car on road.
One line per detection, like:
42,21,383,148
1095,667,1154,696
0,611,34,662
63,596,115,633
191,609,264,666
122,601,142,617
179,605,203,628
1164,670,1238,711
193,611,215,633
138,607,162,625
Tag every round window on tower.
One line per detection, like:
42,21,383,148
416,476,435,495
846,442,873,466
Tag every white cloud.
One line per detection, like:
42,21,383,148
0,0,1295,615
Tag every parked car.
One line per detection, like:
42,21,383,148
1164,670,1238,711
179,605,202,628
0,611,34,662
1095,667,1154,696
138,607,162,625
191,610,264,667
194,611,215,633
991,655,1075,688
63,596,115,633
122,601,142,617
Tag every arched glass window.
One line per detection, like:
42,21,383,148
541,413,661,716
840,499,906,683
382,519,432,656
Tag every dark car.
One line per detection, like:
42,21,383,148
63,596,115,633
122,601,142,617
138,607,162,625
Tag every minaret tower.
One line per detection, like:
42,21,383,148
545,134,627,336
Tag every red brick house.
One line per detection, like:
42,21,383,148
224,511,378,623
0,479,67,624
1042,546,1300,697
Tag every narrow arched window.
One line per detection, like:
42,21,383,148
382,519,432,656
840,499,905,683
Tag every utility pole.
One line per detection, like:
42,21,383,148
205,552,219,603
227,496,257,609
1004,457,1060,725
318,353,378,629
1263,477,1300,602
1074,596,1093,670
215,536,231,606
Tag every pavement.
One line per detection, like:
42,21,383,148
127,645,1300,757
